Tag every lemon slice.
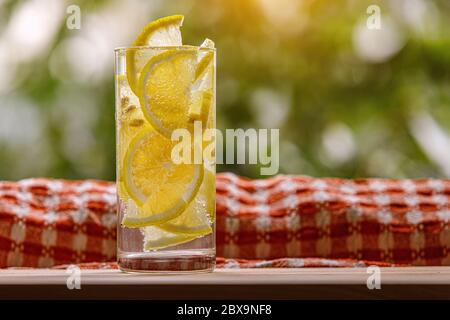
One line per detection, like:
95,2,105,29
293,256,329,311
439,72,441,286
189,39,215,125
188,90,213,123
138,49,199,137
160,167,215,235
142,226,208,251
121,128,203,227
126,15,184,95
116,75,149,165
195,39,215,82
138,49,215,137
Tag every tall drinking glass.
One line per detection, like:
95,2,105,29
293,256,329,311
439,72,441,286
115,46,216,273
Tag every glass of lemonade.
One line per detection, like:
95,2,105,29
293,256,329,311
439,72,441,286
114,16,216,273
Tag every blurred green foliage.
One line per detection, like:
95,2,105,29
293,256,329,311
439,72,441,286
0,0,449,180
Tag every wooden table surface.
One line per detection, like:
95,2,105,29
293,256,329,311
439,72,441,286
1,267,450,299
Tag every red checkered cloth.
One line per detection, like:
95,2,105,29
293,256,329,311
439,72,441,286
0,179,116,267
0,173,449,268
216,173,450,266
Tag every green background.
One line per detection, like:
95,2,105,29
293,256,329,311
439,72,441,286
0,0,449,180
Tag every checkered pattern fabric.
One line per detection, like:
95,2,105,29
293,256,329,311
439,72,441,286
216,173,450,266
215,257,394,268
0,179,116,268
0,173,449,268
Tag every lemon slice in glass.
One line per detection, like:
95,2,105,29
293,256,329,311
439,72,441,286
159,167,215,235
194,38,215,82
142,226,209,251
137,49,198,137
189,39,215,126
121,128,203,228
126,15,184,95
137,43,214,138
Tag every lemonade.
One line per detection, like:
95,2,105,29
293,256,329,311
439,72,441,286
115,15,216,272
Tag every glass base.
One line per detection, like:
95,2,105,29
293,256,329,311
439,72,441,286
118,249,215,273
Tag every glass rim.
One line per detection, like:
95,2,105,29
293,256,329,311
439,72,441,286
114,45,216,53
